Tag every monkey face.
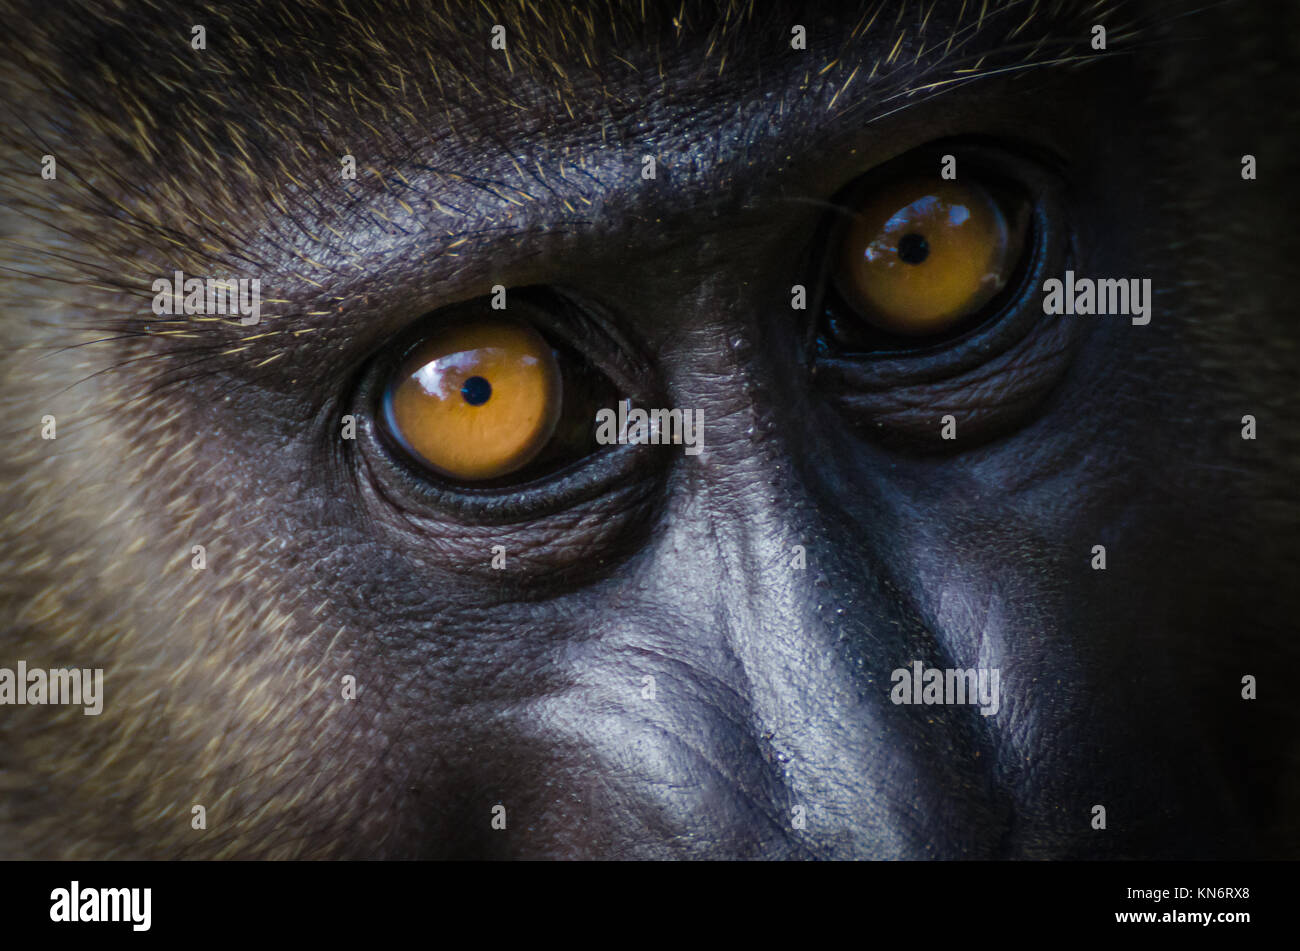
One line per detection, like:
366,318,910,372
0,0,1295,859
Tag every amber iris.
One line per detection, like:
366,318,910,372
833,178,1023,336
383,318,562,481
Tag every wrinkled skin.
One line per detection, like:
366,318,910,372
0,0,1296,859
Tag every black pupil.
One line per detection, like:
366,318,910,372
461,375,492,405
897,232,929,265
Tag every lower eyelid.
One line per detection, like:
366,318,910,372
817,313,1081,450
354,414,669,595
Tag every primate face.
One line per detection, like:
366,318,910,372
0,0,1295,859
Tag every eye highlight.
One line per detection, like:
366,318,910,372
382,318,562,481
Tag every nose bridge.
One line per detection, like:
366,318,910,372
610,285,1018,856
596,364,803,851
656,435,922,856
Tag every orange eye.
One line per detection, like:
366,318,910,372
382,318,562,482
832,178,1029,338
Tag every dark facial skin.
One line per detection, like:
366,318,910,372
0,0,1295,859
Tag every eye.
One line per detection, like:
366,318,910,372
822,162,1032,353
382,318,563,481
810,141,1077,451
377,300,623,487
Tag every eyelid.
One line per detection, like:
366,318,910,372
371,286,661,435
816,314,1082,449
518,286,660,406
